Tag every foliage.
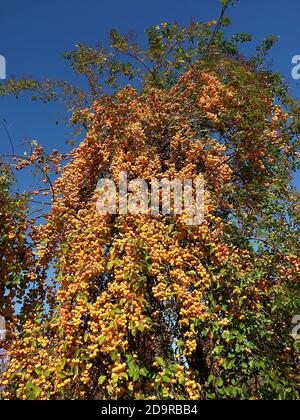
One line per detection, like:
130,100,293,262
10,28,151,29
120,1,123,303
0,1,299,400
0,162,41,342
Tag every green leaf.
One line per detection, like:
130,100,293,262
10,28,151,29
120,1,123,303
138,323,145,332
139,368,148,377
112,373,119,383
120,372,129,380
98,375,106,385
208,375,215,385
107,260,115,270
35,367,43,375
222,330,231,342
216,377,224,388
132,370,140,382
98,335,106,345
32,387,42,399
26,381,34,390
110,350,118,362
114,307,122,314
155,357,164,367
107,258,122,270
176,340,184,348
179,376,185,385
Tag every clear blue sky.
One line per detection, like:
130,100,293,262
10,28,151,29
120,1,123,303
0,0,299,191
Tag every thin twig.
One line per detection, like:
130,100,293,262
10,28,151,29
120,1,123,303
1,153,56,200
1,120,15,156
203,3,228,56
